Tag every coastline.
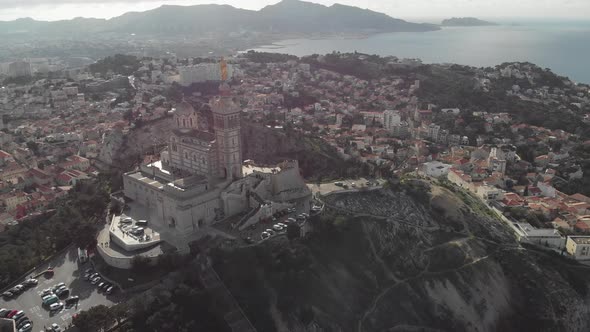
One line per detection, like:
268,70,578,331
242,25,590,84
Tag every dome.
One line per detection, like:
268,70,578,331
175,101,195,115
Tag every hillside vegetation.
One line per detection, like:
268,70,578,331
213,181,590,332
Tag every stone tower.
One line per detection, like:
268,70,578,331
211,83,243,180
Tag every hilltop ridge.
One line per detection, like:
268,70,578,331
442,17,499,26
0,0,438,37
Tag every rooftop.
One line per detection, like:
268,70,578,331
570,236,590,245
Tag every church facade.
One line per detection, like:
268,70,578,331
120,84,311,251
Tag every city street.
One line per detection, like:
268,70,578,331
0,247,121,331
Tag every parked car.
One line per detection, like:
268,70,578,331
106,286,115,295
42,294,54,302
6,310,19,318
277,223,287,228
17,322,32,332
12,310,25,321
15,316,29,327
2,291,13,299
49,302,63,311
243,236,254,244
334,181,344,187
23,279,38,287
65,296,79,306
91,277,101,285
272,224,284,231
10,285,24,294
43,295,59,306
98,282,105,289
52,283,65,292
16,320,30,330
0,309,8,317
265,229,276,236
55,288,69,298
40,289,52,297
261,232,270,240
51,323,62,332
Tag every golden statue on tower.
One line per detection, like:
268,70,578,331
220,57,228,81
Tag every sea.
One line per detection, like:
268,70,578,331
249,21,590,84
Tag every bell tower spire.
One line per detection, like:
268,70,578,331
211,83,242,180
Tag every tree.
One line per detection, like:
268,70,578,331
287,223,301,240
110,304,128,327
74,223,98,250
72,305,113,332
26,141,40,156
131,256,152,274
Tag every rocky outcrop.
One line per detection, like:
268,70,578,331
213,182,590,332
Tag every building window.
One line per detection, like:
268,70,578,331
190,118,193,127
183,119,186,127
176,118,180,127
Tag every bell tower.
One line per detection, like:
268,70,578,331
211,83,243,180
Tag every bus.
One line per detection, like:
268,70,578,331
78,248,88,264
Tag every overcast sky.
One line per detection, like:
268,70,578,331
0,0,589,21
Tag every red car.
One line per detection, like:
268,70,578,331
6,310,19,318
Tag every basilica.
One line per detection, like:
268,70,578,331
118,84,311,253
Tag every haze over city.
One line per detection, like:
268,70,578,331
1,0,589,21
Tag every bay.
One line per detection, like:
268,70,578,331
249,22,590,84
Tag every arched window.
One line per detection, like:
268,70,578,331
190,117,193,127
183,118,186,127
172,143,177,152
176,118,180,127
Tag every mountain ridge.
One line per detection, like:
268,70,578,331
442,17,499,26
0,0,439,36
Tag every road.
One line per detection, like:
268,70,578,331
0,247,121,331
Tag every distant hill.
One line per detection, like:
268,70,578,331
0,0,438,37
441,17,498,26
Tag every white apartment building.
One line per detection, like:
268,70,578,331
383,110,401,130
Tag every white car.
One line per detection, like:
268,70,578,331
51,323,62,332
272,224,284,231
49,302,64,311
265,229,276,236
42,294,54,302
41,288,52,297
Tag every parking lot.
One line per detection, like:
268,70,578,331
0,246,121,331
307,178,385,196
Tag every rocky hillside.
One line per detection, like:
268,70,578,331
213,180,590,332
